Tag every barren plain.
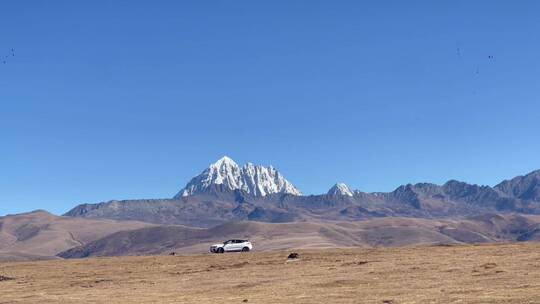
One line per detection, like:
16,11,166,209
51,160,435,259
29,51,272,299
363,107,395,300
1,243,540,303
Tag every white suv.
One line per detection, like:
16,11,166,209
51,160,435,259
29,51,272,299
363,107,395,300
210,239,252,253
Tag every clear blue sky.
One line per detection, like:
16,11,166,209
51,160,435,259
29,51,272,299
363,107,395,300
1,1,539,215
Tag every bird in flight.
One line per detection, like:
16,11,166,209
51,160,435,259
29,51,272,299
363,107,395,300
2,48,15,64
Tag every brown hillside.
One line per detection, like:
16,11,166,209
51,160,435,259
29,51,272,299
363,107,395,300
0,210,152,261
60,214,540,258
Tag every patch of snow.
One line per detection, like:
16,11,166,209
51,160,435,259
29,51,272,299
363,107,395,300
327,183,354,197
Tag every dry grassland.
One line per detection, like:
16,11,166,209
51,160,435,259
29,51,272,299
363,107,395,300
1,243,540,303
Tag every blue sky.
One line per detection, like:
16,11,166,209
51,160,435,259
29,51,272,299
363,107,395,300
1,1,539,215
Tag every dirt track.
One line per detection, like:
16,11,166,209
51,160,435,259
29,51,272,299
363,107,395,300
1,243,540,303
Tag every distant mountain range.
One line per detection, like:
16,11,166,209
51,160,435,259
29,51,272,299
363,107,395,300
5,157,540,261
64,157,540,227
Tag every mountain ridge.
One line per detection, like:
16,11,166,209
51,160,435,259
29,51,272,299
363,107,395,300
63,157,540,227
65,168,540,227
495,169,540,201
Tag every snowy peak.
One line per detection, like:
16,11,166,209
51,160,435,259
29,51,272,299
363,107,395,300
205,156,242,189
327,183,354,197
212,156,238,168
175,156,302,198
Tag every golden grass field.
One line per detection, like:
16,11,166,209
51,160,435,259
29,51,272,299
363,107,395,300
1,243,540,304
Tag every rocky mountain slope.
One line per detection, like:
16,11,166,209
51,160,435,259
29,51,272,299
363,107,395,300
495,170,540,201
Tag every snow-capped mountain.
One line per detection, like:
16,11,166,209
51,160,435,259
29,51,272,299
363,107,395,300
175,156,302,198
327,183,354,197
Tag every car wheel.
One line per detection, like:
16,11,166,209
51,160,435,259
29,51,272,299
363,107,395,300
242,247,250,252
218,247,224,254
